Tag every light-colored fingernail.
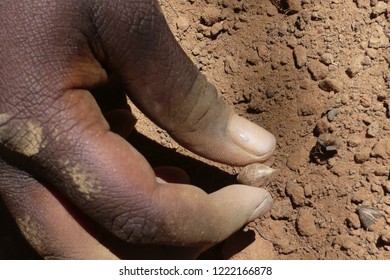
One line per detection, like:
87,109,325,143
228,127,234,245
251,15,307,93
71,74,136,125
248,195,273,221
228,114,276,156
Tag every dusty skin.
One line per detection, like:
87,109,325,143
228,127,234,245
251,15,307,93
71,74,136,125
0,116,44,157
1,0,389,259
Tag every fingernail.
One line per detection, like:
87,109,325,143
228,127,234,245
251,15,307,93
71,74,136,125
228,115,276,157
248,195,273,221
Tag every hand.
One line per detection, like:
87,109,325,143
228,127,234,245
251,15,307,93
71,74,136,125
0,0,276,259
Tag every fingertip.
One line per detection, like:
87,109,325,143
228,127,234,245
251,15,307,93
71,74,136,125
210,184,273,226
228,114,276,161
247,190,273,222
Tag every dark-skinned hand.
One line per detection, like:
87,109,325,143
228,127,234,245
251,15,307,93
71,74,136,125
0,0,276,259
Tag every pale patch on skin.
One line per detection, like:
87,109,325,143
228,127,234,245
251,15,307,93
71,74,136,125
60,159,99,200
17,214,45,254
0,113,11,124
0,115,45,157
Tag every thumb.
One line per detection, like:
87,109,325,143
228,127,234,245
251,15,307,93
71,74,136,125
97,1,275,166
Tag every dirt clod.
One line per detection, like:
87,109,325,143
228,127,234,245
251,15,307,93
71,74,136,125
307,59,328,81
293,45,307,68
371,139,390,159
296,208,317,236
320,52,334,65
346,213,362,229
271,199,294,220
286,182,306,206
371,2,388,17
201,6,221,26
318,78,343,93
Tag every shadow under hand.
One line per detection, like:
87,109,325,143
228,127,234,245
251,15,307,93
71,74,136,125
129,131,237,194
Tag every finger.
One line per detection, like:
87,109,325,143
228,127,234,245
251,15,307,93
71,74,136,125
0,160,205,259
154,183,273,245
0,158,118,260
0,159,198,259
96,0,276,166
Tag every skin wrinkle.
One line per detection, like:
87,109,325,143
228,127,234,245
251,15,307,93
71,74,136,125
172,76,219,135
98,2,161,76
106,181,162,244
94,1,141,69
161,52,190,124
111,198,153,242
137,199,161,243
185,80,210,130
167,71,201,128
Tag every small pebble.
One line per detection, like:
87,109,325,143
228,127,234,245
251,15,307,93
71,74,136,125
304,184,313,197
346,61,362,78
345,213,361,229
316,133,342,152
224,55,238,74
354,150,370,163
315,118,331,134
366,122,380,137
320,53,334,65
192,46,201,56
297,103,317,116
210,22,223,37
293,45,307,68
176,16,190,32
327,108,339,122
366,48,378,59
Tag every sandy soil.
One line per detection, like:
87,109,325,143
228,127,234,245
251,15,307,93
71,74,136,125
1,0,389,260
